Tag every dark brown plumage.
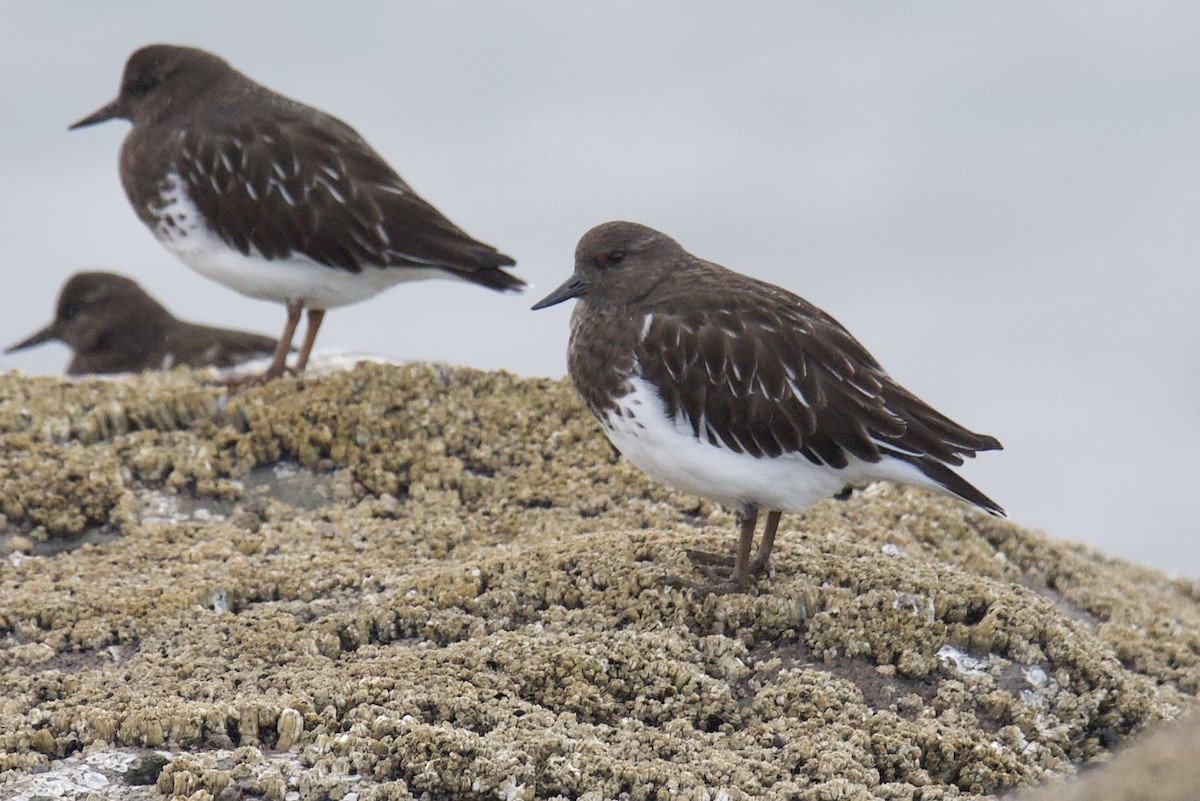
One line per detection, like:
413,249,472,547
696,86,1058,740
534,221,1003,593
6,271,278,376
71,44,521,381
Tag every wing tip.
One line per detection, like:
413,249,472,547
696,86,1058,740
902,454,1005,517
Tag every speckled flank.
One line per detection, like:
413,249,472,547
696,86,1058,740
153,172,440,308
0,363,1197,799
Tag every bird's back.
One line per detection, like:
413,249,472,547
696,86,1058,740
165,320,279,369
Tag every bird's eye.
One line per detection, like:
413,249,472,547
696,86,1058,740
605,250,625,266
128,74,159,96
61,303,83,320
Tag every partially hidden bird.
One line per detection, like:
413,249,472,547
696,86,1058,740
6,271,279,375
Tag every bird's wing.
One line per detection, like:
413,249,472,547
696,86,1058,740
169,323,281,368
176,113,520,287
635,297,999,470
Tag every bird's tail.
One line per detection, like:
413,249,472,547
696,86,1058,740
446,263,526,292
905,455,1005,516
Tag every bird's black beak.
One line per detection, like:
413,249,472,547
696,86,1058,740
69,98,126,130
531,273,589,310
5,322,60,354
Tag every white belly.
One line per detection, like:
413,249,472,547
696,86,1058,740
601,376,942,512
151,174,445,309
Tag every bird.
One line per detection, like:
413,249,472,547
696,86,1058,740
69,44,522,383
533,221,1003,593
6,271,279,376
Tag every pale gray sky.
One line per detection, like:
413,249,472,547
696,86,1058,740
3,3,1199,575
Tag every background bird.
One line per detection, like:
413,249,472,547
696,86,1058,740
6,271,279,376
70,44,522,382
534,221,1002,593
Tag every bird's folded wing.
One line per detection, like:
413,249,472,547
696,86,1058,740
177,116,515,276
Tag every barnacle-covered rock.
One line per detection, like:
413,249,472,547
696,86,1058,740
0,362,1197,800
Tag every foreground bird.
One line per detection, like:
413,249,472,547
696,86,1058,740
533,221,1003,593
70,44,522,382
6,271,279,376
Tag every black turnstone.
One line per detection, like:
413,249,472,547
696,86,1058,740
70,44,522,382
6,271,279,376
533,221,1003,593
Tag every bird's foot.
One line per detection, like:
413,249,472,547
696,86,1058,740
664,571,755,595
684,548,735,568
669,550,763,593
684,548,770,579
218,364,296,389
747,554,771,577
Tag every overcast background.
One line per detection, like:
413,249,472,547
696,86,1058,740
3,3,1198,576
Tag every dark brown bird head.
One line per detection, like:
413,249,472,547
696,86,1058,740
6,272,171,357
532,221,686,311
70,44,236,129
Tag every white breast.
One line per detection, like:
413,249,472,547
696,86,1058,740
149,173,444,309
600,376,942,512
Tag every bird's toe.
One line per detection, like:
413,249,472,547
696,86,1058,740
684,548,736,568
664,570,757,596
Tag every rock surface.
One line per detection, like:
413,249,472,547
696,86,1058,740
0,362,1197,800
1015,709,1200,801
